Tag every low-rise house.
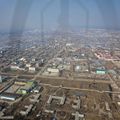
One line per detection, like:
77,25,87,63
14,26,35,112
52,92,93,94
29,67,36,72
10,65,19,70
0,76,8,83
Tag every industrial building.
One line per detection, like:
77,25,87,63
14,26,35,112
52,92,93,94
0,92,21,101
16,81,36,95
47,95,66,105
43,68,60,76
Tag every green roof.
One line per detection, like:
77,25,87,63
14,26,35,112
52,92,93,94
16,81,35,95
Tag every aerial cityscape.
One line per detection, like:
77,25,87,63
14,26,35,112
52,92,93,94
0,0,120,120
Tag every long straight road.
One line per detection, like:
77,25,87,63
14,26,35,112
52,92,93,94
0,72,112,84
39,82,120,94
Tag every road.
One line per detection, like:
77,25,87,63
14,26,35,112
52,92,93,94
0,78,15,93
39,83,120,94
107,73,120,91
0,72,112,84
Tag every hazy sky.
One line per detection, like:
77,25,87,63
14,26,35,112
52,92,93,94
0,0,120,32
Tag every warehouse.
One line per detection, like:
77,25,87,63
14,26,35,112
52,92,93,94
0,92,21,101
